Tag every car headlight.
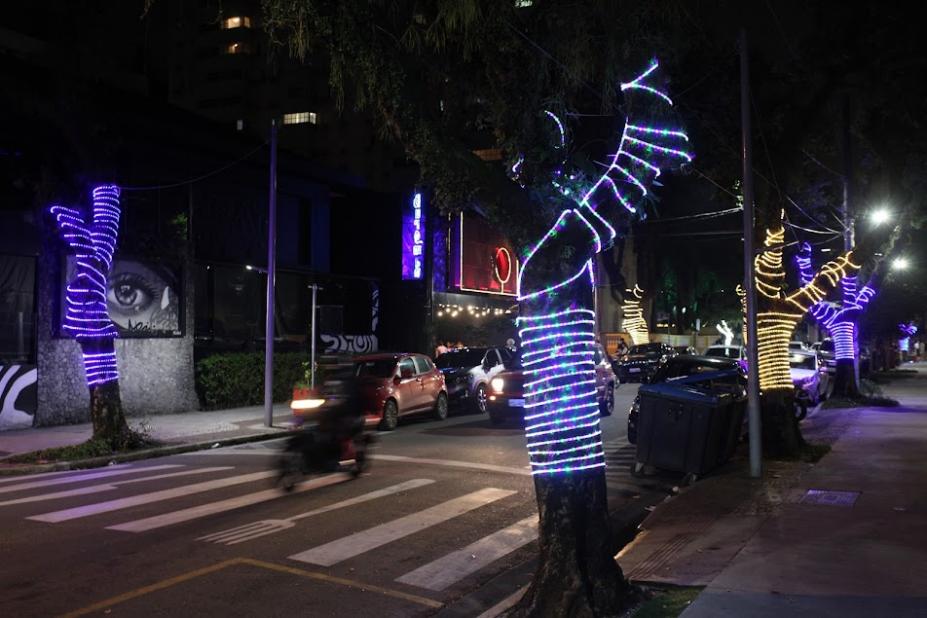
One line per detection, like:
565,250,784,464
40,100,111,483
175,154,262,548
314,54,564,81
291,398,325,411
491,377,505,393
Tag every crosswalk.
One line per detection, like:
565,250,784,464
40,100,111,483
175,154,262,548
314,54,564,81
0,438,651,597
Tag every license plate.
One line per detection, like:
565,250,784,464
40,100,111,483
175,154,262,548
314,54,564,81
509,399,525,407
629,368,641,373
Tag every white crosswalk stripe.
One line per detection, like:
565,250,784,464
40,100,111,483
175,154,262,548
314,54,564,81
395,515,538,591
0,467,233,507
0,464,132,484
198,479,436,545
109,472,353,533
0,464,184,495
288,487,517,567
27,470,278,523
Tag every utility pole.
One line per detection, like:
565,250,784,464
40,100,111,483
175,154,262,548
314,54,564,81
740,29,762,478
841,95,860,385
263,119,278,428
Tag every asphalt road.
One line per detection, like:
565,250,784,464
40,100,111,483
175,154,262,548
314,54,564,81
1,384,647,618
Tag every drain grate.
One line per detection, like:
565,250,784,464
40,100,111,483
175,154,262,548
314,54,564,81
800,489,860,507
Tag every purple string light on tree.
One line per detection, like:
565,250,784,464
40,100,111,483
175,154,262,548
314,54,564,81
50,185,122,386
517,59,690,476
796,242,875,361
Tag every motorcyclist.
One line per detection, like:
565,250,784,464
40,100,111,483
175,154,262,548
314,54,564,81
313,365,366,471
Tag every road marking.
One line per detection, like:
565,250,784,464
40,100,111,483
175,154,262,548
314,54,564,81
109,472,351,533
199,478,436,545
396,515,538,591
0,464,183,495
58,557,442,617
0,464,132,484
289,487,516,567
0,467,233,507
476,584,529,618
235,558,444,609
28,470,277,523
374,454,531,476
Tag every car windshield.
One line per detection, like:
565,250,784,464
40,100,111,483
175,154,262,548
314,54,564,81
629,343,663,355
656,359,731,382
435,349,486,369
789,354,817,370
706,347,738,358
354,359,396,378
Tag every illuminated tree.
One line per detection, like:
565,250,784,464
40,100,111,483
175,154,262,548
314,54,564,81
795,242,877,397
716,320,735,346
515,60,690,614
621,285,650,345
50,185,131,447
752,220,858,453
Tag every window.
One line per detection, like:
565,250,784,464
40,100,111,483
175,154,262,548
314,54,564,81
413,356,432,375
355,359,396,379
399,357,416,377
283,112,318,125
221,16,251,29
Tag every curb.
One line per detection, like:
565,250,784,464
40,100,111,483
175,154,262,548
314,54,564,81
0,429,289,476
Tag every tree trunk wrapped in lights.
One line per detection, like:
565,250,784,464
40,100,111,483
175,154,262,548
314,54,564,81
752,222,858,454
513,60,691,617
795,242,876,397
621,285,650,345
50,185,131,448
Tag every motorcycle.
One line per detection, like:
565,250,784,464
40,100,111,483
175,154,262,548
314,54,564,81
276,395,375,491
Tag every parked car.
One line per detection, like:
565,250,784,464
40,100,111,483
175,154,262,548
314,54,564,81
790,350,828,416
812,339,837,375
628,354,746,444
703,345,747,361
613,342,677,383
486,343,617,425
352,353,447,431
674,345,698,356
434,347,511,413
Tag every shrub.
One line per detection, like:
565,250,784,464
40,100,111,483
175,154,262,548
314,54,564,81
196,352,306,410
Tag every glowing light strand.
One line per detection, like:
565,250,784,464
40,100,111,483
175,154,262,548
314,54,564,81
518,59,686,475
622,285,650,345
49,185,122,386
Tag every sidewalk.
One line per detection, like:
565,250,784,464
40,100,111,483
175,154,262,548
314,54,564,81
617,363,927,617
0,404,294,461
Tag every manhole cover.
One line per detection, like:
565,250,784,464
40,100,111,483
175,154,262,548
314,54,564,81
800,489,860,507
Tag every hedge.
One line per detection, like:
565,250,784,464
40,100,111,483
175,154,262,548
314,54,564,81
196,352,307,410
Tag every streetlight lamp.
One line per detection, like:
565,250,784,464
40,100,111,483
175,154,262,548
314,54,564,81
891,257,910,271
869,208,891,226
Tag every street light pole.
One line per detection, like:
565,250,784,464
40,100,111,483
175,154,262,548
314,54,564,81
309,283,322,389
740,29,762,478
264,119,278,428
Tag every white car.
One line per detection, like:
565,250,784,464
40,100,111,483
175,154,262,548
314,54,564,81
790,350,828,415
434,347,512,413
704,345,746,361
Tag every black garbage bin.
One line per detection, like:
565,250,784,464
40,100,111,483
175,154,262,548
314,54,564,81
635,382,737,477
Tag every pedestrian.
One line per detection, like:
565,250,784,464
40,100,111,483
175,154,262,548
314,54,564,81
616,338,629,358
455,340,464,349
505,338,516,352
435,340,448,357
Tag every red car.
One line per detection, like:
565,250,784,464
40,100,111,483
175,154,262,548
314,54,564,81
353,353,448,431
486,343,617,425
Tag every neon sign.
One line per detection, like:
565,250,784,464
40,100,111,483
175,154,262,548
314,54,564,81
402,192,424,280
